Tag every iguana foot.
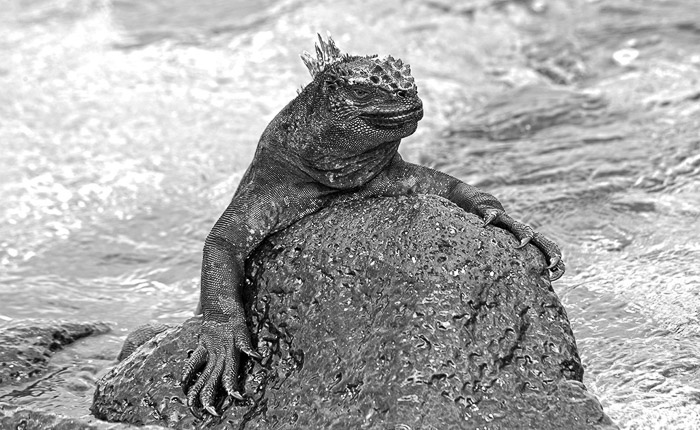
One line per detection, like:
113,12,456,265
482,208,565,281
181,319,260,415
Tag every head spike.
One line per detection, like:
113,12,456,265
300,51,318,77
315,43,324,63
300,33,345,78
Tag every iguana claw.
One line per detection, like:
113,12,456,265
243,349,262,360
482,210,499,226
547,255,561,270
548,258,566,281
515,237,532,249
188,404,204,420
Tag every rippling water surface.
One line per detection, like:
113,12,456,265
1,0,699,427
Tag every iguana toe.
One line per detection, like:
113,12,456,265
181,345,207,389
222,351,241,399
231,318,256,357
200,353,225,411
186,361,209,408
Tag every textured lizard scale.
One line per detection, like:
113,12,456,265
181,34,566,416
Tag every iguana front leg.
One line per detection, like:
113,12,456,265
365,155,565,280
181,173,325,415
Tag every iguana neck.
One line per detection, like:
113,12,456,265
258,82,402,190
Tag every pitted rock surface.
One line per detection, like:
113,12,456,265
92,195,615,429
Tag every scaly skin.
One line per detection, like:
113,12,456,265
181,35,565,416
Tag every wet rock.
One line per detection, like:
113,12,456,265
92,195,616,429
0,409,167,430
92,320,202,428
0,320,111,387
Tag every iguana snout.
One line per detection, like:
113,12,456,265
359,100,423,130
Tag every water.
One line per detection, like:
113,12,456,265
1,0,699,427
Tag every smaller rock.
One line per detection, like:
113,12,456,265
0,408,167,430
0,320,111,387
92,321,199,428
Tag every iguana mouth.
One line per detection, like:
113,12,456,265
360,106,424,130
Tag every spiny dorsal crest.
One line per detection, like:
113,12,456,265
300,34,345,78
299,34,417,94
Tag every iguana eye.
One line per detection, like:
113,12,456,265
351,88,371,99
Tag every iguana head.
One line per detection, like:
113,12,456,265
300,35,423,143
264,35,424,188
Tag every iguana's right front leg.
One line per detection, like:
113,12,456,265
181,176,325,416
182,236,255,416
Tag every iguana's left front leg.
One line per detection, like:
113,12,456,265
365,156,565,280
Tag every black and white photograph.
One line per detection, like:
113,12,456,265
1,0,698,428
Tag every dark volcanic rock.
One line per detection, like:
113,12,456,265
92,320,200,428
0,409,167,430
92,195,616,429
0,320,110,387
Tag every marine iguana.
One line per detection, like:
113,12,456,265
181,35,566,416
